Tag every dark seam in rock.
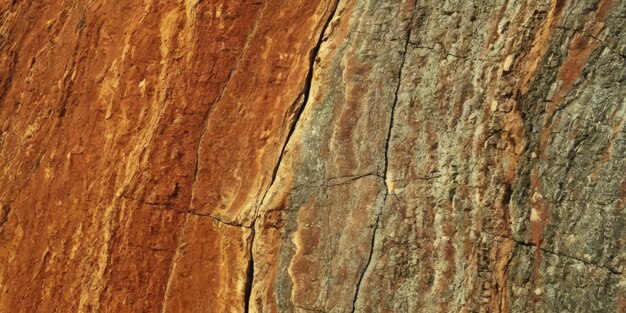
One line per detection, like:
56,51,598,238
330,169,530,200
351,3,418,312
256,92,304,210
514,240,623,276
326,173,384,187
244,221,255,313
200,212,253,229
191,1,268,207
160,4,268,311
556,26,626,60
256,0,340,210
488,232,623,275
248,1,340,311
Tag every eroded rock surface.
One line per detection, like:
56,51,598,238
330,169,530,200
0,0,624,312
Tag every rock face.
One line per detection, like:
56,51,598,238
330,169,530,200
0,0,624,312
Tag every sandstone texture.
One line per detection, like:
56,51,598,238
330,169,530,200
0,0,625,312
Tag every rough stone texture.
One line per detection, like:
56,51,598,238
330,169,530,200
0,0,624,312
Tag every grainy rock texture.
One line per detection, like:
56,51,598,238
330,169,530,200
0,0,624,312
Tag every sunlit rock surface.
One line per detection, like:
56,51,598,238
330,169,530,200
0,0,624,312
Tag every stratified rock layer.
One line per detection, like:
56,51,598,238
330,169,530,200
1,0,625,312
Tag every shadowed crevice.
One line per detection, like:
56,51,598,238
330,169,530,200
351,2,419,311
246,1,341,311
486,232,623,276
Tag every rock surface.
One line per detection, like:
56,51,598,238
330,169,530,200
0,0,625,312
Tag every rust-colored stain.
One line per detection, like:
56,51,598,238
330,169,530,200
519,0,568,93
618,294,626,313
1,0,623,312
551,0,612,105
488,239,514,313
0,0,333,311
540,0,613,157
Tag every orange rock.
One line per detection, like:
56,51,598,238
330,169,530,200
1,0,624,312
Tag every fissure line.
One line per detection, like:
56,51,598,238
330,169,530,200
351,3,418,311
245,0,341,311
160,5,268,312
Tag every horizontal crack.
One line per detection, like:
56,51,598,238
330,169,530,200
488,232,622,276
556,26,626,60
515,240,622,276
326,173,384,187
116,195,250,228
186,211,252,228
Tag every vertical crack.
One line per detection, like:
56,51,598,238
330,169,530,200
511,236,622,275
257,0,340,209
247,1,340,311
351,211,381,313
191,1,267,212
161,4,267,312
243,221,255,313
383,9,416,191
351,3,417,312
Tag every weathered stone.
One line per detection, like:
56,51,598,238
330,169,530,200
0,0,624,312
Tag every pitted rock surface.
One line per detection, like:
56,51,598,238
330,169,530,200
0,0,624,312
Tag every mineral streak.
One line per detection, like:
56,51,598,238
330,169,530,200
0,0,624,312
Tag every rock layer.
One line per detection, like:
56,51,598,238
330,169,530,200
1,0,625,312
